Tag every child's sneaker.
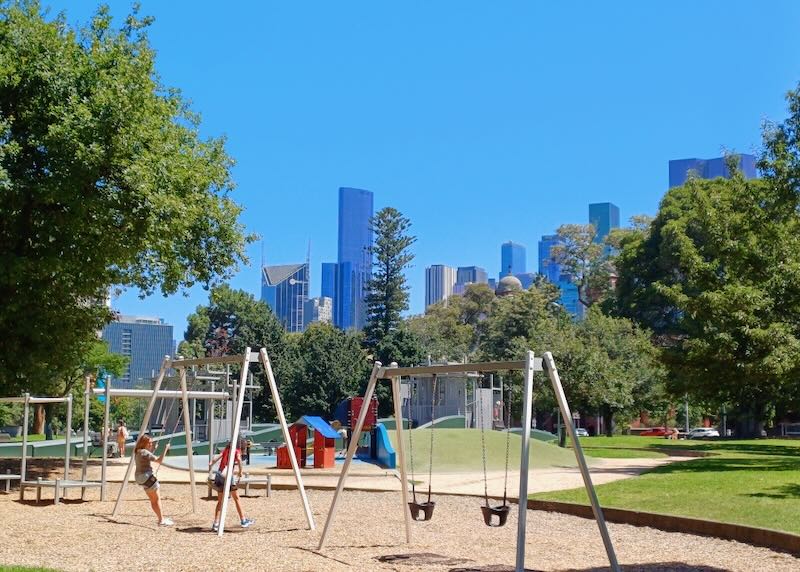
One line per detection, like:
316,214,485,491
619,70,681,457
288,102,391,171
159,517,174,527
241,518,254,528
211,522,219,532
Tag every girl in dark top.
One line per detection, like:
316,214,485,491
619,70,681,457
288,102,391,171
134,433,173,526
210,437,254,531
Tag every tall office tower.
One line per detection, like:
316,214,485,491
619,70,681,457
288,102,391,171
336,187,374,330
500,241,526,279
557,279,584,319
669,154,757,188
321,262,337,301
456,266,489,286
538,234,564,284
425,265,457,309
589,202,620,243
261,263,309,332
101,316,174,389
304,296,333,329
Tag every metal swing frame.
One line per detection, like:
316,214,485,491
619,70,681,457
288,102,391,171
317,351,620,572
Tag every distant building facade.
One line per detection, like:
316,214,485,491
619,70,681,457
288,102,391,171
304,296,333,328
500,241,526,279
261,263,309,333
425,264,457,309
323,187,374,330
456,266,488,286
515,273,536,290
589,202,620,243
538,234,563,284
668,154,757,188
101,316,174,389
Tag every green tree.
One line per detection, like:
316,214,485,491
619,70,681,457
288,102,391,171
181,285,287,422
549,224,614,309
0,2,252,395
614,161,800,435
281,323,369,419
364,207,416,357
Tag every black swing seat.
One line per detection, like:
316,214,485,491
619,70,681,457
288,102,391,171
408,501,436,521
481,504,510,527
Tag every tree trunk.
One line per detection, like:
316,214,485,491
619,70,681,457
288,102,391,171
33,404,45,435
736,402,766,438
602,405,615,437
44,403,54,440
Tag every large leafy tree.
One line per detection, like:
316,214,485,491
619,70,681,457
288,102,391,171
549,223,614,309
281,323,369,419
181,286,287,422
0,2,251,395
615,154,800,434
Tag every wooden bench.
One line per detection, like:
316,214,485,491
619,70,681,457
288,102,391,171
20,477,103,504
0,469,21,493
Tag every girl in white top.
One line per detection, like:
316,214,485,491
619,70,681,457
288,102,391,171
134,433,172,526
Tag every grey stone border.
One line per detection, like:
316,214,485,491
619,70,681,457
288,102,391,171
528,499,800,556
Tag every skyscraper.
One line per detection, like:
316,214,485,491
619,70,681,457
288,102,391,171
589,202,620,243
336,187,374,330
261,263,309,333
456,266,488,286
101,316,174,389
304,296,333,329
425,265,457,309
669,154,757,188
321,262,337,301
538,234,564,284
500,241,526,279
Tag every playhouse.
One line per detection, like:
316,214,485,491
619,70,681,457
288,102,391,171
277,416,340,469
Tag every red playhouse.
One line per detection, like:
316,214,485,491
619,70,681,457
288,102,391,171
277,416,340,469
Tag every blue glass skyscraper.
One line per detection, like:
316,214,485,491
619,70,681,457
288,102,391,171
538,234,563,284
335,187,373,330
589,203,620,243
102,316,174,389
669,154,757,188
261,263,309,332
500,241,526,279
321,262,337,301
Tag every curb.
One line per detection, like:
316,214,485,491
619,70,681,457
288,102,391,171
527,499,800,556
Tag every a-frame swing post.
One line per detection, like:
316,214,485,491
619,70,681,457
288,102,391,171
542,351,620,572
112,356,170,517
515,351,536,572
217,348,251,536
317,361,381,550
390,371,413,543
259,348,315,530
81,375,91,499
178,366,198,514
100,374,111,500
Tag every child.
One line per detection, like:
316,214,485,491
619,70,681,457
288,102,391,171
116,420,129,458
134,433,173,526
210,437,254,531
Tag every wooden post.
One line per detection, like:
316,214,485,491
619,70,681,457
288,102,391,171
81,375,91,499
21,394,29,484
112,357,170,517
515,351,535,572
64,394,73,482
178,367,198,513
259,348,315,530
54,479,60,505
543,351,620,572
317,362,381,550
218,349,251,536
391,373,412,543
100,373,111,501
208,388,215,498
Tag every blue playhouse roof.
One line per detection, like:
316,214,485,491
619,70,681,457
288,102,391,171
295,416,340,439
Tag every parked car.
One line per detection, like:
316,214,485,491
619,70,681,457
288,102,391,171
687,427,720,439
639,427,670,437
574,427,589,437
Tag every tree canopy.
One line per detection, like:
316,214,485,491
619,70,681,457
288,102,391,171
0,2,252,393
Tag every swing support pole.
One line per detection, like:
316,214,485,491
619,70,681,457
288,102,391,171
390,370,412,543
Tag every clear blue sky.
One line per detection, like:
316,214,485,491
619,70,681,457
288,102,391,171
53,1,800,340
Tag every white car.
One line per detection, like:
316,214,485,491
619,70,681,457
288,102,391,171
687,427,719,439
574,427,589,437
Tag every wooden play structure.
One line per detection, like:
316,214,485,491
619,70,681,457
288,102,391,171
277,416,340,469
110,347,315,536
318,351,621,572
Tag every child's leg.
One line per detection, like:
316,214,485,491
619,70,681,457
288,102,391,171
145,488,163,521
231,490,245,520
214,493,223,523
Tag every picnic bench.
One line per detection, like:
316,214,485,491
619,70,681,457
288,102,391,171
20,477,103,504
1,469,21,493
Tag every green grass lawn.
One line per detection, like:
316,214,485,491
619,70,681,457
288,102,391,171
9,434,54,442
387,428,585,472
532,436,800,534
0,567,61,572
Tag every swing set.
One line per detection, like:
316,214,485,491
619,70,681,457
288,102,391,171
318,351,621,572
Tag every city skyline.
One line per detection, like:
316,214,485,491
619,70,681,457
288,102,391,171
78,1,799,335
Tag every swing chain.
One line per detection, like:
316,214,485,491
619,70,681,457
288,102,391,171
478,375,489,506
406,378,416,502
502,375,512,503
428,374,436,502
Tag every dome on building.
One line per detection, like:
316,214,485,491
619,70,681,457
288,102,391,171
496,274,523,296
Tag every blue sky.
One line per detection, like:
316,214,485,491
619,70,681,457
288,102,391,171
53,1,800,339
